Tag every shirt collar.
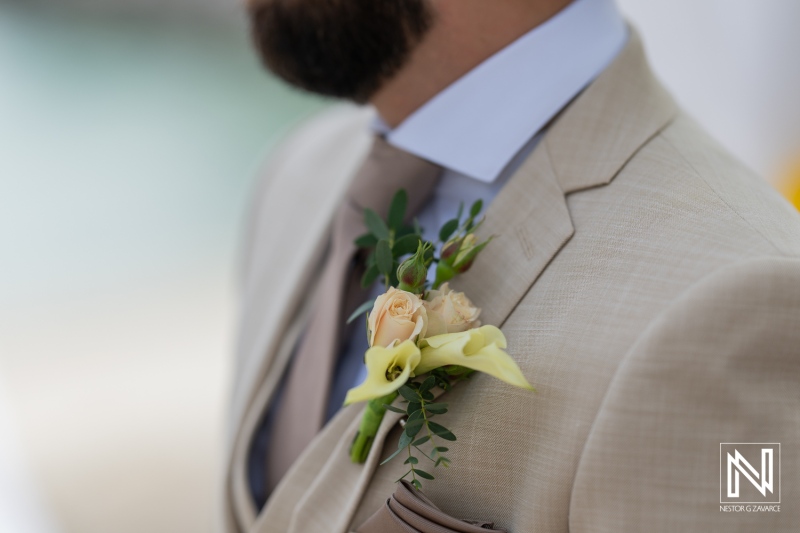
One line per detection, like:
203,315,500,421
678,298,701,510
375,0,628,183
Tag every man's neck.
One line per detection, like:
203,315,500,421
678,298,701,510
370,0,573,128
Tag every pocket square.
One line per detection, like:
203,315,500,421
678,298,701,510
356,480,507,533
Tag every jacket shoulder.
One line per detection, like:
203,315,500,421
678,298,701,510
237,105,374,288
654,114,800,257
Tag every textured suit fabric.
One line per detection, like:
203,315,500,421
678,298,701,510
222,31,800,533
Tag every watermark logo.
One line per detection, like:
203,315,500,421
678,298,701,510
720,443,780,504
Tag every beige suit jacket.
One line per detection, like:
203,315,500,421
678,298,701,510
223,33,800,533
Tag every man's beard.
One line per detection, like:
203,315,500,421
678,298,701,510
248,0,433,103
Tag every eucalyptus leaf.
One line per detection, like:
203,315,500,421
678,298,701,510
354,233,378,248
376,240,393,275
384,404,406,414
411,436,430,446
388,189,408,231
346,299,374,324
361,264,379,288
364,208,390,239
419,375,436,393
433,446,449,453
415,469,435,480
427,422,457,441
393,234,421,256
404,418,424,431
380,447,405,465
404,456,419,465
398,430,413,450
439,218,459,242
398,386,419,403
405,422,423,438
470,199,483,218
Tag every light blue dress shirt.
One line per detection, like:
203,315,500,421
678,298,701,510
250,0,628,508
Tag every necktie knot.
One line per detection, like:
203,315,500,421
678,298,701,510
345,136,442,220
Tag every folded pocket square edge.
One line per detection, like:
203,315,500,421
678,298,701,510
356,480,507,533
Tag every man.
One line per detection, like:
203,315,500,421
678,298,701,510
224,0,800,531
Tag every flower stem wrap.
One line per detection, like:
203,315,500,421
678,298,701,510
349,391,398,463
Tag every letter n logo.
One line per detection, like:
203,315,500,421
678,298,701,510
720,443,780,504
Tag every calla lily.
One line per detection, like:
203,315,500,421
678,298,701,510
416,325,533,390
344,340,421,405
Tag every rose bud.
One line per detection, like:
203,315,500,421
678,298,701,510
452,234,492,274
396,242,429,293
440,237,463,265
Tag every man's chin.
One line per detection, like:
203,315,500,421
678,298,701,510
247,0,433,101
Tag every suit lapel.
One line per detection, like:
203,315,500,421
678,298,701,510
227,108,374,529
281,29,679,533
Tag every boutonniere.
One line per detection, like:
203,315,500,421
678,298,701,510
344,189,533,489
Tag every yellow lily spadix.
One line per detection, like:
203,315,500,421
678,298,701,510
417,325,534,391
344,339,421,405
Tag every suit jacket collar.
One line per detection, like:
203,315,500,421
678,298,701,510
455,29,678,330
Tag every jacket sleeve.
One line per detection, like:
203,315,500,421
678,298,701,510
569,256,800,532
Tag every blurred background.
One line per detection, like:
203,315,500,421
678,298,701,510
0,1,798,532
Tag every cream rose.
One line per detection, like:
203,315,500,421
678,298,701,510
423,283,481,337
368,288,428,348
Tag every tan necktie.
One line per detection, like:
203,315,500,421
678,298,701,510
266,136,442,491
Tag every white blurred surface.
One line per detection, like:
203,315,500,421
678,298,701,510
0,380,59,533
619,0,800,179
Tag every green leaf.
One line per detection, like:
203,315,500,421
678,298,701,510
364,208,390,240
384,404,406,414
411,479,422,490
354,233,378,248
346,299,374,324
398,430,413,450
404,418,425,431
415,469,435,480
433,446,449,453
420,390,434,402
424,402,448,414
361,264,379,288
407,409,424,422
456,201,464,220
406,402,422,414
411,436,430,446
439,218,459,242
404,456,419,465
419,375,436,393
405,422,423,438
388,189,408,230
427,422,457,441
393,234,421,256
381,447,405,465
470,199,483,218
398,386,419,403
376,240,393,275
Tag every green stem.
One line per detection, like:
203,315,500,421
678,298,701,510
349,391,398,463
